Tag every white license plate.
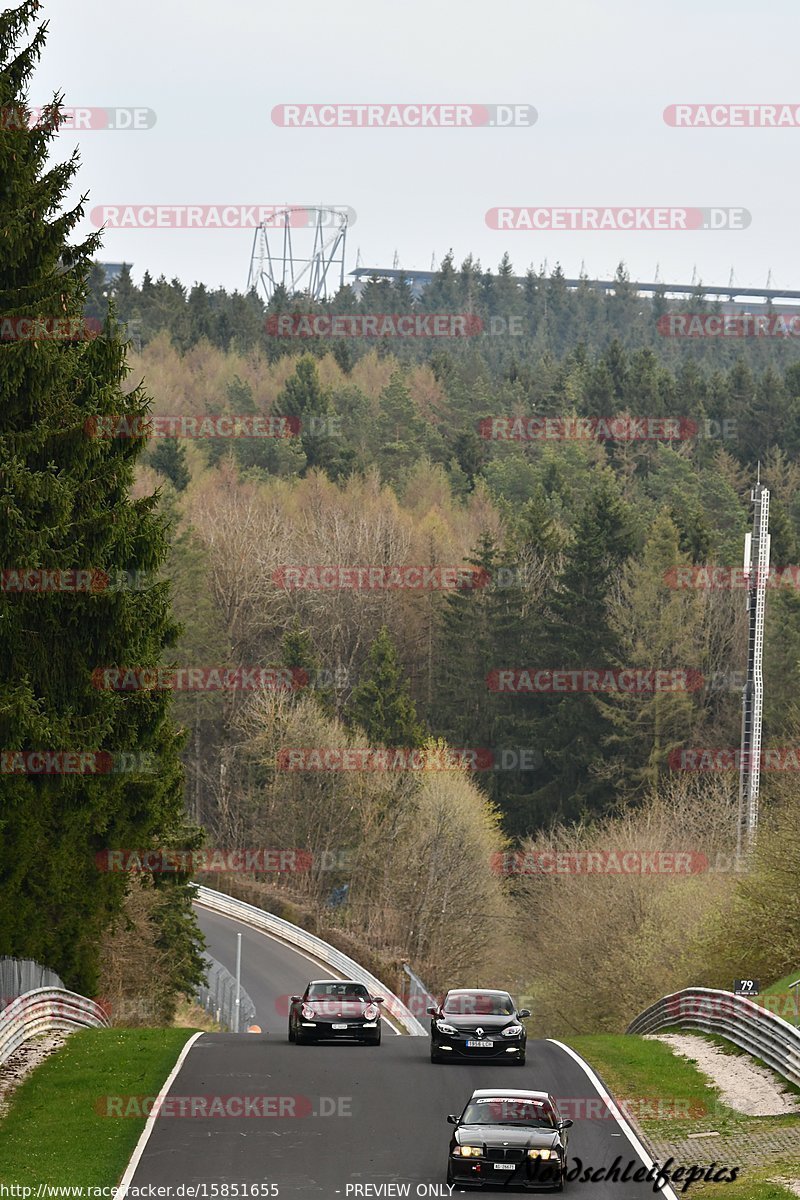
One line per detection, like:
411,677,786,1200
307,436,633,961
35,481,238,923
466,1039,493,1048
494,1164,516,1171
332,1023,348,1029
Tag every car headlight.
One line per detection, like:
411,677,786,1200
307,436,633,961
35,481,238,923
364,1004,379,1021
436,1020,459,1035
528,1148,556,1160
501,1024,524,1037
454,1146,482,1157
301,1004,316,1020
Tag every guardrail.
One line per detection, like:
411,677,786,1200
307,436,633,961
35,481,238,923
0,988,110,1065
196,953,257,1032
627,986,800,1088
192,885,427,1035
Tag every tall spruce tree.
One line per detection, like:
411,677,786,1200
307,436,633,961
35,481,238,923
345,627,423,748
0,1,203,993
526,473,637,824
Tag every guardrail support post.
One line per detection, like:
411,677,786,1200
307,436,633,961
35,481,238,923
233,932,242,1034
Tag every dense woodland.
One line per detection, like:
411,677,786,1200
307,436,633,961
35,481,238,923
2,0,800,1034
112,265,800,1024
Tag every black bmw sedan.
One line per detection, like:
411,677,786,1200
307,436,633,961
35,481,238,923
288,979,383,1044
428,988,530,1064
446,1089,572,1191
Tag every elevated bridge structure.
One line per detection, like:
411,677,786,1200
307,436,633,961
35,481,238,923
350,266,800,311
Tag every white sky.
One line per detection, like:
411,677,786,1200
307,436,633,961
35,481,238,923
28,0,800,294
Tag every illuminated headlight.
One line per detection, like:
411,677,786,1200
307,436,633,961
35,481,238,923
501,1024,524,1037
301,1004,316,1020
364,1004,379,1021
528,1148,556,1160
454,1146,482,1158
436,1021,459,1035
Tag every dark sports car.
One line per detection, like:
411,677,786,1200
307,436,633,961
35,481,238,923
446,1089,573,1191
288,979,383,1044
428,989,530,1064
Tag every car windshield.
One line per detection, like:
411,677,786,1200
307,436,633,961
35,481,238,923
461,1099,557,1128
444,992,514,1016
307,983,369,1000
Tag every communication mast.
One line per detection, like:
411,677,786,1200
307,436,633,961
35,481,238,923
247,207,351,303
737,474,770,861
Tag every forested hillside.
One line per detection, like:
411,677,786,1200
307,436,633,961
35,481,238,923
85,260,800,1014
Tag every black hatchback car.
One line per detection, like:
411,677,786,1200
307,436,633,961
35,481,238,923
428,989,530,1064
446,1089,572,1191
288,979,383,1044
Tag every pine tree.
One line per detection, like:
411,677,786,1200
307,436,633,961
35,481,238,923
526,473,637,824
148,439,190,491
603,509,706,794
375,371,429,484
345,627,423,748
280,619,334,716
436,534,504,751
0,2,203,994
275,355,337,474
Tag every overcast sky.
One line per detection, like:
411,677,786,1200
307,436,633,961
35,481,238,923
28,0,800,295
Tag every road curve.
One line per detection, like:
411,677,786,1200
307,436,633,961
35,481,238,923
122,905,681,1197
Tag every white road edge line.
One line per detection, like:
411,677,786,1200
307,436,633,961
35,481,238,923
548,1039,680,1200
193,900,402,1035
116,1030,205,1199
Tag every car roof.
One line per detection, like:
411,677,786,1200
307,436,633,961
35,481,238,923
470,1089,552,1101
307,979,364,985
446,988,512,996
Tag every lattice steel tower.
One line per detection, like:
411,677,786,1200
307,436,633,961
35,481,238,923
247,207,351,303
737,476,770,860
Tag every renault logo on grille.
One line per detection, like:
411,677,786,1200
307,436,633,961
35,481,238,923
476,1027,484,1037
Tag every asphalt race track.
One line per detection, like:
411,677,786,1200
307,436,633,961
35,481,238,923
122,904,680,1197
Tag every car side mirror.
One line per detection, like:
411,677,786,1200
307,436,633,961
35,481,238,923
372,997,385,1004
426,1006,438,1016
558,1119,573,1130
518,1009,531,1018
290,995,301,1003
447,1114,459,1125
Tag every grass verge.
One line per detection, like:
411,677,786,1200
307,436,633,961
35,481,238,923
754,970,800,1028
567,1035,800,1199
0,1027,196,1186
